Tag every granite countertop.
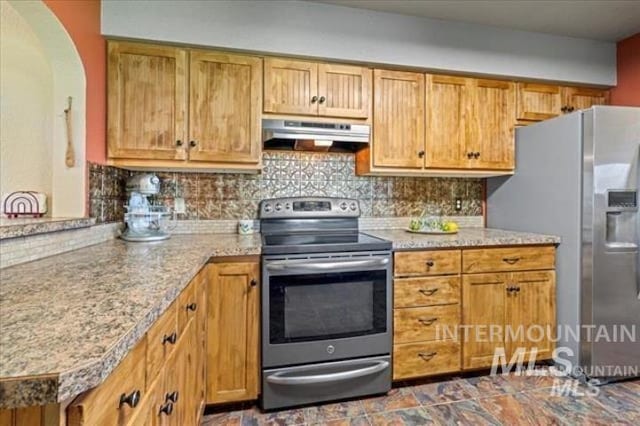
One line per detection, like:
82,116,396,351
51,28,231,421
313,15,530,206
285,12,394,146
0,217,96,240
366,227,560,250
0,227,559,409
0,234,261,409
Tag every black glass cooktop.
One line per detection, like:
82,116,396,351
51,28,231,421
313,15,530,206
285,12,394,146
262,232,391,255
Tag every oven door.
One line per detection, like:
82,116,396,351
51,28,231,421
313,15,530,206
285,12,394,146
262,251,392,368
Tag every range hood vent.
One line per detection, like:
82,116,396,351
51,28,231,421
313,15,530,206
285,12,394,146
262,119,370,152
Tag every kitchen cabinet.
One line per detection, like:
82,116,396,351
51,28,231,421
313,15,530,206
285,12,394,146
67,270,206,426
264,58,371,119
461,246,557,370
392,249,462,380
0,406,59,426
107,41,188,161
426,75,515,171
107,41,262,171
516,82,609,122
372,69,425,169
188,50,262,164
206,261,260,404
424,75,469,169
360,72,516,176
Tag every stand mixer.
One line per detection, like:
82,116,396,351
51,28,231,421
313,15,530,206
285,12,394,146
121,174,172,242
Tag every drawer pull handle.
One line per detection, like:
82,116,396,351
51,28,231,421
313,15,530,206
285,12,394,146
418,317,438,326
419,288,438,296
186,302,197,312
119,390,141,408
425,260,435,267
159,402,173,416
165,391,179,403
418,352,437,361
162,332,177,345
507,286,521,293
502,257,520,265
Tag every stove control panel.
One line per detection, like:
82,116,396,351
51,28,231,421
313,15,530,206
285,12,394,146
259,197,360,219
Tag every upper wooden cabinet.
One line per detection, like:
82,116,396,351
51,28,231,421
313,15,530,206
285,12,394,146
563,86,609,111
372,69,425,169
189,50,262,164
108,42,188,161
424,75,515,171
468,79,516,170
107,41,262,171
516,82,609,122
264,58,371,119
425,75,469,169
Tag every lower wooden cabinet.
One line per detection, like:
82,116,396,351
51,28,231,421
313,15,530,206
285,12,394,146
462,269,556,370
206,261,260,404
66,270,207,426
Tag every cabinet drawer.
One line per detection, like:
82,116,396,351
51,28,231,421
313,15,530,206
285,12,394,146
68,338,147,425
394,250,461,277
394,305,460,344
462,246,555,273
394,276,460,307
146,302,178,382
393,341,461,380
177,278,198,335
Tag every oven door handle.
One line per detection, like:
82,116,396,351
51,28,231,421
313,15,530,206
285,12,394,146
265,360,389,386
266,257,389,272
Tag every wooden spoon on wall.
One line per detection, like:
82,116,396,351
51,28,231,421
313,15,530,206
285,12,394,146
64,96,75,168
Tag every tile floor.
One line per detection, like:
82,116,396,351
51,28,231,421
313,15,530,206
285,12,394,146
202,370,640,425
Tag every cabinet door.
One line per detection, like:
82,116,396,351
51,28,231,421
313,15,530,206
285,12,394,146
162,321,193,426
516,83,563,121
372,70,425,169
425,75,469,169
318,64,371,118
188,51,262,164
563,86,609,111
206,262,260,404
264,58,318,115
506,271,556,362
462,273,508,369
468,79,516,170
108,41,187,160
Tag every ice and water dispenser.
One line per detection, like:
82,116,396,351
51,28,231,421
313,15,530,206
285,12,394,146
605,190,638,248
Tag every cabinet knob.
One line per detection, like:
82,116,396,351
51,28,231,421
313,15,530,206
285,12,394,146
561,106,568,113
418,150,425,158
467,152,474,159
311,96,318,104
568,106,575,112
162,332,177,345
119,390,141,408
474,152,480,159
165,391,179,403
189,140,197,148
159,402,173,416
319,96,326,104
186,302,197,312
176,140,183,147
250,279,258,287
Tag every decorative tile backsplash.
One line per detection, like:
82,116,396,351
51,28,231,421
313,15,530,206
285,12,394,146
89,151,483,223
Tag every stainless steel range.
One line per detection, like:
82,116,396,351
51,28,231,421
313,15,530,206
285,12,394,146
260,197,392,410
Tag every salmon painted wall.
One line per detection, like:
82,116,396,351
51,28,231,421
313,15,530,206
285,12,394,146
43,0,106,163
610,33,640,107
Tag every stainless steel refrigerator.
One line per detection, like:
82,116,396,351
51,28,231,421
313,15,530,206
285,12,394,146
487,106,639,382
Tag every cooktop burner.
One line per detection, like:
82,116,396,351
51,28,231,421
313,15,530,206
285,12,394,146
261,231,390,255
259,197,391,255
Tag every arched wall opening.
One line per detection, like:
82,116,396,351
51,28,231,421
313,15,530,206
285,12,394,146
0,0,86,218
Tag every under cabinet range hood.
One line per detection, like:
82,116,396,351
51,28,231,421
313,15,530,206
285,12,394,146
262,119,370,152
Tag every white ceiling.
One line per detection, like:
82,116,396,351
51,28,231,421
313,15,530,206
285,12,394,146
308,0,640,41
